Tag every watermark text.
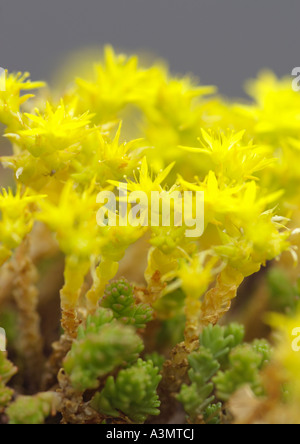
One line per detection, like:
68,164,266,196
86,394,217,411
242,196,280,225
0,68,6,92
96,186,204,238
0,328,6,352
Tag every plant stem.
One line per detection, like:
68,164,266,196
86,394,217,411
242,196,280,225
12,237,44,393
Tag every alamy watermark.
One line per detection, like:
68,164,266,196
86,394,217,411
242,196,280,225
0,68,6,92
292,67,300,92
0,328,6,352
292,327,300,352
96,186,204,238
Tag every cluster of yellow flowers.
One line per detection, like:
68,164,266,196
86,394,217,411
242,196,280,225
0,47,298,351
267,309,300,397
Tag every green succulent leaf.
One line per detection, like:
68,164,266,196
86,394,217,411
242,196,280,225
177,347,219,421
7,392,59,425
0,352,17,410
64,309,144,391
213,343,270,401
91,359,161,423
101,279,153,329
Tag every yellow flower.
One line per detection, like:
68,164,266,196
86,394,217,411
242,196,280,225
37,182,101,261
0,71,45,127
108,156,175,197
7,100,93,155
178,252,220,301
0,187,45,264
267,307,300,399
2,100,95,191
244,71,300,136
0,48,296,344
71,123,147,187
180,129,274,184
74,46,165,123
180,168,290,278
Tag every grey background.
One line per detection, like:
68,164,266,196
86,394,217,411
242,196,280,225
0,0,299,97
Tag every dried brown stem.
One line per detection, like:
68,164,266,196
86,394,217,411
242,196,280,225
57,370,103,424
156,340,197,423
42,334,73,391
12,237,44,393
0,223,59,307
60,303,80,340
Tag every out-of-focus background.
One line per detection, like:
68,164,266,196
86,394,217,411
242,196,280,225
0,0,299,97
